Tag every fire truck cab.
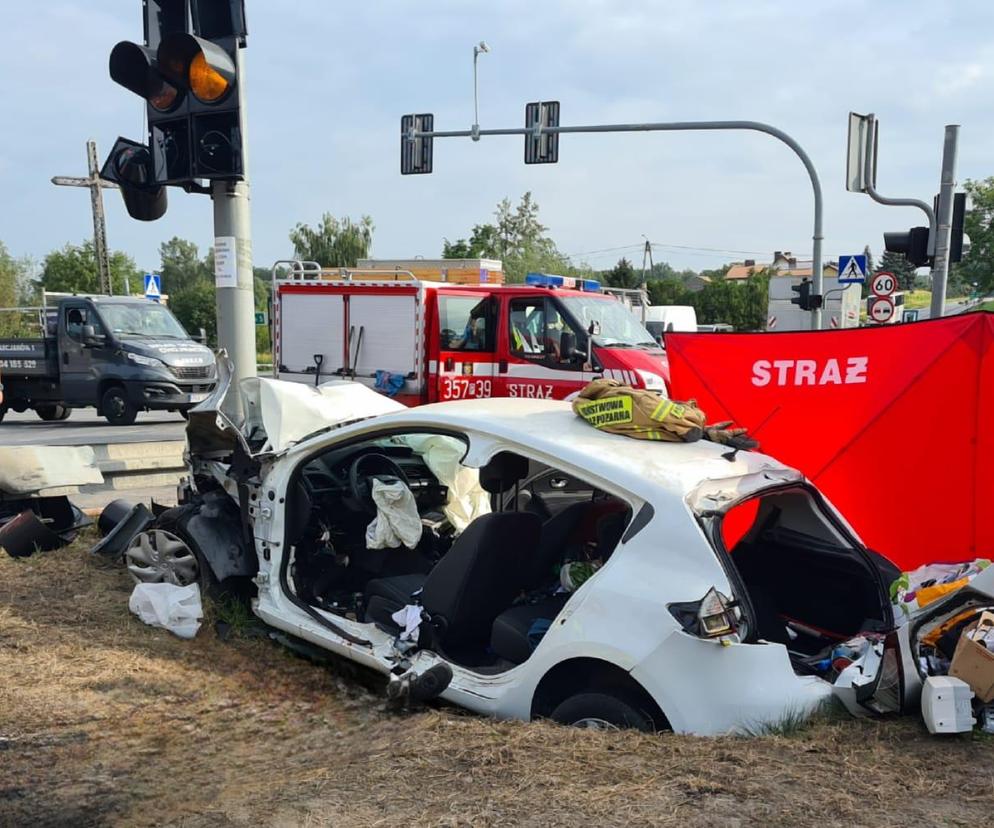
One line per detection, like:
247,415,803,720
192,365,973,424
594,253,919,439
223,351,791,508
271,263,669,406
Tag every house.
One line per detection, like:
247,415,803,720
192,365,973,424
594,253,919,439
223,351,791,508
724,251,839,282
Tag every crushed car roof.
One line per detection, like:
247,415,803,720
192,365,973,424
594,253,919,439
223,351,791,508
331,397,799,502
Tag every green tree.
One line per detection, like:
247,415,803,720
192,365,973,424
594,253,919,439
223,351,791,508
41,241,141,295
290,214,374,266
951,177,994,296
442,223,502,259
160,237,210,295
878,250,917,292
603,257,639,289
169,280,217,345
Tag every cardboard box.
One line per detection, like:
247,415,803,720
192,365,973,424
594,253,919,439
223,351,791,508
949,611,994,702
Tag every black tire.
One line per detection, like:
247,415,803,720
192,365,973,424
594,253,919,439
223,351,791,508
101,386,138,426
0,405,6,423
550,691,657,732
178,409,190,420
36,404,71,421
149,505,220,595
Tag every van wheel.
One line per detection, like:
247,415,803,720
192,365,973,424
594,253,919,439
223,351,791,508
550,692,656,732
0,405,7,423
36,404,71,421
102,387,137,426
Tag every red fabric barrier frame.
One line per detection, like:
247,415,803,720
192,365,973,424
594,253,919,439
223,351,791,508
666,313,994,570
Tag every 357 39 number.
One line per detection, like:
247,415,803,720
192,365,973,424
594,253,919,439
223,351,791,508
440,377,493,400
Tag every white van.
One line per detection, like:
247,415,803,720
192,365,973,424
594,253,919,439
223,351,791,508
643,306,698,344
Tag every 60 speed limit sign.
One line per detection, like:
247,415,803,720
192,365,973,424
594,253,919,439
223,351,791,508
870,271,896,297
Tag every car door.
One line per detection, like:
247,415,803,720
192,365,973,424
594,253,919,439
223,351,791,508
60,303,104,404
498,296,595,400
432,291,497,402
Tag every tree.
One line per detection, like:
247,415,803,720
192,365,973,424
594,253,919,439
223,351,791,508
603,257,638,289
290,214,374,267
951,177,994,296
442,224,502,259
41,241,141,295
160,237,210,295
878,250,917,292
169,280,217,345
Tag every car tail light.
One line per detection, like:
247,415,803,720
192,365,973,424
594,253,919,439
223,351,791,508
698,587,737,637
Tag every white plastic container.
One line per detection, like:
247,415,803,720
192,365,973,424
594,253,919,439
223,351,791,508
921,675,976,734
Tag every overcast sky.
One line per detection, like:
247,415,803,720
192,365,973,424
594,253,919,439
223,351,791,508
1,0,992,276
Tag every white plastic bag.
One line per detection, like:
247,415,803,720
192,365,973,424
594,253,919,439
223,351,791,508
128,582,203,639
366,479,423,550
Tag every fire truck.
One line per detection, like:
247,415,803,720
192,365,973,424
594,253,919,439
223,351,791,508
270,261,669,406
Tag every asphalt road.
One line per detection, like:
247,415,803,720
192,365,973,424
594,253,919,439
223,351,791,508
0,407,187,446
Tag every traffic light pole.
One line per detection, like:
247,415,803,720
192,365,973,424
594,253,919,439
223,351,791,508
928,125,960,320
212,46,256,394
409,119,826,329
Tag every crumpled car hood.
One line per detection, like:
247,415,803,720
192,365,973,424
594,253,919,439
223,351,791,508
186,353,405,458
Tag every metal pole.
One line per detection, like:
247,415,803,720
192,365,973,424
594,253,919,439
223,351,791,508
411,118,825,328
86,140,112,295
212,46,256,403
471,42,489,141
929,125,959,319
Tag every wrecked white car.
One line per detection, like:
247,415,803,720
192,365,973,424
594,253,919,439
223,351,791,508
124,360,994,735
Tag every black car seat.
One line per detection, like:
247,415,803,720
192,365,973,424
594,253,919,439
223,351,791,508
363,452,538,644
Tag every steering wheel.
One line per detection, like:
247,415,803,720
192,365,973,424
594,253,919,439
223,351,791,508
348,453,410,515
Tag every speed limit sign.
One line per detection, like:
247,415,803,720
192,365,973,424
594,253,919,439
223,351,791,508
869,295,895,323
870,271,896,297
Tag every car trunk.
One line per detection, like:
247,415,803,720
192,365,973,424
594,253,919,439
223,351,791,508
705,486,897,666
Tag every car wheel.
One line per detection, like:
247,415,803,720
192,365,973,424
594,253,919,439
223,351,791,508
101,386,137,426
36,404,71,421
0,405,7,423
125,506,214,588
550,692,657,732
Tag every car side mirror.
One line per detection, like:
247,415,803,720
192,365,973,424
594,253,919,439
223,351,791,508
559,331,577,360
81,324,105,347
195,327,207,344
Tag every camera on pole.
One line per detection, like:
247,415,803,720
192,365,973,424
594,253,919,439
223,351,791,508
883,226,930,268
106,0,247,213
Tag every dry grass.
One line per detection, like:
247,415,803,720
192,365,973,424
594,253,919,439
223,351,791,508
2,534,993,827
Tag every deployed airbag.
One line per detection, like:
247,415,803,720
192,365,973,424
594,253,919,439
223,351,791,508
366,479,422,550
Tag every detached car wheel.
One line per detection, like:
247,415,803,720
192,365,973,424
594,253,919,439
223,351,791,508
550,692,656,732
36,404,71,421
102,386,137,426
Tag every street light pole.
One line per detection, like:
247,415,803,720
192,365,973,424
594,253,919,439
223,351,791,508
471,41,489,141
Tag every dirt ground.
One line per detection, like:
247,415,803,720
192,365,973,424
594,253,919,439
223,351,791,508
2,534,993,828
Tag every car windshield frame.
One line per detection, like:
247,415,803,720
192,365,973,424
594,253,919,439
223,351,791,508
558,295,658,348
96,302,190,340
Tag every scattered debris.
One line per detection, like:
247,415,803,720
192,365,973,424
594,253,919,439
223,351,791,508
90,502,154,558
128,582,203,639
0,495,92,558
0,445,103,495
921,676,976,734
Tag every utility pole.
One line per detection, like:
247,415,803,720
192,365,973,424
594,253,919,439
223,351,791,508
52,139,119,295
639,236,653,323
929,125,960,319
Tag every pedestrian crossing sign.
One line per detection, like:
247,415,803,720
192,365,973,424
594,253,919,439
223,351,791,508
144,273,162,302
838,255,867,284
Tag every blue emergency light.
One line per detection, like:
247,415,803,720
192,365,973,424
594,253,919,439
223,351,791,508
525,272,601,292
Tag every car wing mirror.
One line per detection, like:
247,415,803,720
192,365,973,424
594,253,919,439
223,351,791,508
81,324,105,346
559,331,577,360
195,327,207,344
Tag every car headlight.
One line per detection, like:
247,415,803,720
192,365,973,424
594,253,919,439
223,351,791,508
126,352,165,368
635,368,667,392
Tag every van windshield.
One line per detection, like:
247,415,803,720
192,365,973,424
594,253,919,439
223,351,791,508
98,303,189,339
559,296,657,348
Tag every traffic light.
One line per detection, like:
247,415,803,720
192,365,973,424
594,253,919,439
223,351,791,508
108,0,247,188
883,226,930,268
524,101,560,164
99,137,167,221
790,278,822,311
950,192,969,264
401,114,434,175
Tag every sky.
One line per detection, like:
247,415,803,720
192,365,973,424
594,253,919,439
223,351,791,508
1,0,993,276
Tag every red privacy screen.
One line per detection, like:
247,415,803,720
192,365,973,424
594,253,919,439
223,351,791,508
667,313,994,570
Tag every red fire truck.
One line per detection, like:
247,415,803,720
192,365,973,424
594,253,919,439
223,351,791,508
271,263,669,406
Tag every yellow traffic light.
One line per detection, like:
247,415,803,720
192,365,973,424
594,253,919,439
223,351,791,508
189,52,231,102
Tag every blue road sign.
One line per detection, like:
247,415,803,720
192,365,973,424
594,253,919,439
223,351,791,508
838,254,867,284
144,273,162,302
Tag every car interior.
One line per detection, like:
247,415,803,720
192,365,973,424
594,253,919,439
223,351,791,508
283,432,632,673
720,488,900,672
